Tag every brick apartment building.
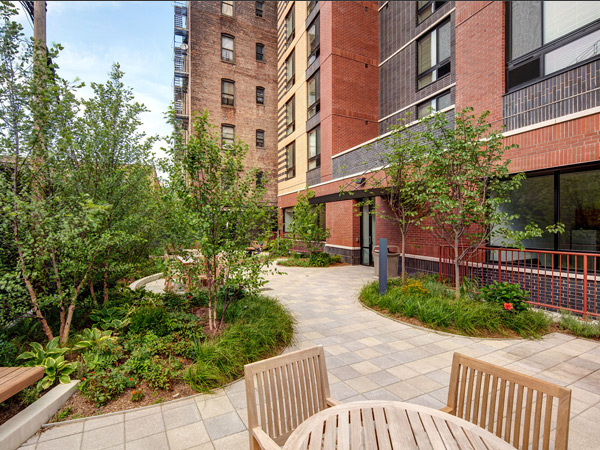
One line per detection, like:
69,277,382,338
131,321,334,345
177,1,600,278
174,1,279,205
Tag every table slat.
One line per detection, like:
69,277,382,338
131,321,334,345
373,406,391,450
386,407,418,450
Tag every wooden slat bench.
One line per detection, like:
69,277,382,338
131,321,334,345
0,367,44,403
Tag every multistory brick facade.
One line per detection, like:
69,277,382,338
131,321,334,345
185,1,279,205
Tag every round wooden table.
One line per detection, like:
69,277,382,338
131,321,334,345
282,401,514,450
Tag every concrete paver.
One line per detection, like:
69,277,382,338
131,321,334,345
23,265,600,449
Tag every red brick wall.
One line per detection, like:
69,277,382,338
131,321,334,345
326,200,360,248
455,1,504,124
319,1,379,183
188,1,278,204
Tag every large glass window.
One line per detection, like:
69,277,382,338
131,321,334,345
307,70,320,119
221,35,235,62
307,126,320,170
221,124,235,147
283,207,294,232
221,79,235,106
417,1,447,24
307,1,317,16
417,90,451,118
285,6,295,45
492,169,600,253
285,51,295,90
508,1,600,90
255,1,264,18
417,20,451,89
221,1,234,16
307,16,320,65
285,142,295,179
285,96,295,136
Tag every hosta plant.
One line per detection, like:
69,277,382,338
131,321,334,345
73,327,116,351
89,306,130,330
16,337,70,365
16,338,76,389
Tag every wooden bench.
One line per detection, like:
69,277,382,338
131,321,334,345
0,367,44,403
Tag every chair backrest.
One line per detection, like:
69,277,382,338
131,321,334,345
446,353,571,450
244,346,332,445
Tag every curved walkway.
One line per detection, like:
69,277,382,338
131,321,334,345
22,266,600,450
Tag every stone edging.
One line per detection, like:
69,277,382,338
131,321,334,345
0,381,79,450
129,272,163,291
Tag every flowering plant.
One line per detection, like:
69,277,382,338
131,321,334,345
503,303,514,311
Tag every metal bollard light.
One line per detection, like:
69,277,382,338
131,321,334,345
379,238,388,295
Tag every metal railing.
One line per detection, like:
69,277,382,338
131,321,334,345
439,246,600,319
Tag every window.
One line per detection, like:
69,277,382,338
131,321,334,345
307,126,320,170
256,43,265,62
285,142,295,179
417,1,447,24
221,35,235,62
307,1,317,16
507,1,600,90
285,96,295,136
221,79,235,106
255,1,264,17
256,86,265,104
283,207,294,232
256,171,264,187
285,51,295,90
307,16,320,65
307,70,320,119
492,168,600,254
417,20,451,89
221,124,235,146
256,129,265,147
221,1,233,16
285,6,295,45
417,90,452,118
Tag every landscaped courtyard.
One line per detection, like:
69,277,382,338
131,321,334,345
18,265,600,450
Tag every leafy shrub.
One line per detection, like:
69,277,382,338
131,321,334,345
265,238,291,257
79,367,135,406
89,307,129,330
360,278,550,338
16,337,70,365
128,306,171,336
80,340,124,373
309,252,331,267
73,328,115,351
0,339,17,366
481,282,529,312
131,389,145,402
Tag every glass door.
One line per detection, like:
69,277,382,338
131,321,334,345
360,203,376,266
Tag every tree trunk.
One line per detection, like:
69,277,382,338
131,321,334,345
60,303,76,345
454,239,461,299
103,263,109,304
89,281,98,308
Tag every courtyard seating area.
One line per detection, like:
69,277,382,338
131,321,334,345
20,265,600,450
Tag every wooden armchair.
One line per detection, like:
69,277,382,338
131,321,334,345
444,353,572,450
244,346,340,450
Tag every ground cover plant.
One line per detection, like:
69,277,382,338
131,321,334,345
276,251,343,268
360,276,552,338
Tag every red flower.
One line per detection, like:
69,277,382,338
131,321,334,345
504,303,514,311
81,377,85,381
132,391,136,395
129,378,133,381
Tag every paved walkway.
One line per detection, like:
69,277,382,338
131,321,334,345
21,266,600,449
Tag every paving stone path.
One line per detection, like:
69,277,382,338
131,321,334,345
21,265,600,449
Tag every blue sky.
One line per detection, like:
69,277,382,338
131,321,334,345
16,1,174,159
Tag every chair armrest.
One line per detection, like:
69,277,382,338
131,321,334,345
440,406,454,414
326,397,342,407
251,427,282,450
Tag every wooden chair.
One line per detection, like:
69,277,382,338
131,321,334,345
443,353,572,450
244,346,340,450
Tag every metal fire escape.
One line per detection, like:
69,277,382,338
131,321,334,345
174,1,189,131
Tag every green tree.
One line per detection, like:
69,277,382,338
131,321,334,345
419,108,561,298
163,111,275,331
289,189,329,256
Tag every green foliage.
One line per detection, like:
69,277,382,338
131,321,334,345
89,307,129,330
18,385,42,407
0,338,18,366
277,252,341,267
79,367,135,406
17,339,77,389
480,282,530,313
289,189,330,255
186,295,294,392
16,337,70,365
360,277,550,338
558,312,600,339
265,237,291,258
73,328,115,351
162,110,278,330
128,306,171,336
131,389,145,402
80,339,123,373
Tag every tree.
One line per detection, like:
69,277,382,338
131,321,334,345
163,111,275,331
419,108,561,298
289,189,329,256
